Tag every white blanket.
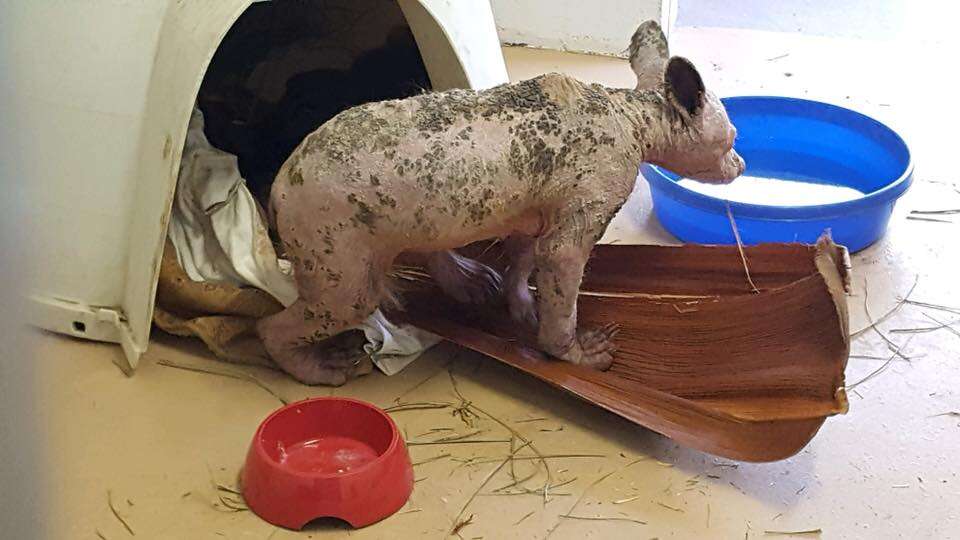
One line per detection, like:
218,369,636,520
166,106,439,375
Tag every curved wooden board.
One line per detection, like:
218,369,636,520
392,237,850,462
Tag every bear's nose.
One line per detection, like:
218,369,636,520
734,153,746,175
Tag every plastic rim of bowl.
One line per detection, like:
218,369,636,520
642,96,914,221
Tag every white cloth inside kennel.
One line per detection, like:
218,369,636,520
166,106,439,375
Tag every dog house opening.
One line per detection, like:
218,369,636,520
153,0,436,366
196,0,432,209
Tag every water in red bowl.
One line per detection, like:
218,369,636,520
278,436,380,475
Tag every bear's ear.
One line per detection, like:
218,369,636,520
629,20,669,91
665,56,705,116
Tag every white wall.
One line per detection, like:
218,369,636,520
490,0,676,57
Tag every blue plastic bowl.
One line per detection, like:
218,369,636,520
641,96,913,252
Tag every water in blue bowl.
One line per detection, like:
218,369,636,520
642,96,913,252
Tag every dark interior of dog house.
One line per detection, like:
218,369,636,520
197,0,431,207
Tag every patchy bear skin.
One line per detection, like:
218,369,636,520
257,21,745,385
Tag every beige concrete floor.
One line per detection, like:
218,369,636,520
34,28,959,540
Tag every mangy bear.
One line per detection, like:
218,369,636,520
258,21,744,385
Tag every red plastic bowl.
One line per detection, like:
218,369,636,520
241,397,413,529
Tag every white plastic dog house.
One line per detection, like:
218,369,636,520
13,0,508,371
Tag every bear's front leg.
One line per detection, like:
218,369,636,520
533,222,618,370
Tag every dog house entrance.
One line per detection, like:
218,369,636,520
197,0,431,208
152,0,440,369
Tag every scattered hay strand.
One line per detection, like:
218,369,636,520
475,237,503,259
558,514,646,525
906,216,952,223
205,464,247,513
479,491,571,497
657,502,684,513
764,528,822,536
451,398,481,428
492,468,539,493
451,513,475,537
513,417,548,424
545,477,578,490
851,276,918,362
482,477,577,497
412,453,451,466
107,490,135,536
416,427,455,437
904,299,960,316
398,508,423,515
96,530,107,540
846,335,915,390
216,484,241,496
433,430,487,443
725,203,760,294
446,441,531,537
850,275,918,339
923,313,960,338
546,458,646,538
155,359,287,405
576,290,713,299
673,302,702,314
613,495,642,505
514,511,535,525
215,494,248,512
407,439,512,447
389,266,432,282
890,316,960,335
451,456,485,466
910,209,960,215
929,411,960,418
393,352,461,403
528,284,716,300
462,454,605,466
849,354,886,360
448,371,552,504
213,481,248,512
508,435,519,485
384,401,451,413
394,369,446,402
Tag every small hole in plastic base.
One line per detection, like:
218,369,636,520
73,321,86,333
302,516,354,532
